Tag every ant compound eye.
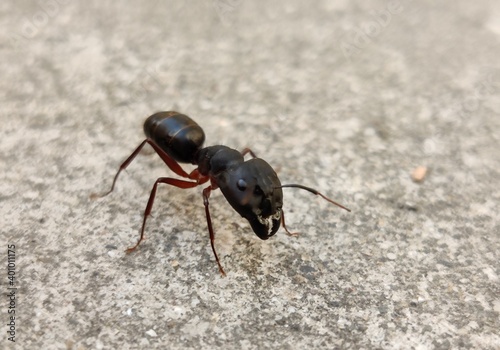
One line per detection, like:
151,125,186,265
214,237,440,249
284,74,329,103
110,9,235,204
237,179,247,191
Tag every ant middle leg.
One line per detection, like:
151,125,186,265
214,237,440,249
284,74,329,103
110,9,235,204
202,184,226,276
125,177,199,253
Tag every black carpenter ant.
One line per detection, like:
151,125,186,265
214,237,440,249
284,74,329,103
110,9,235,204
92,111,350,275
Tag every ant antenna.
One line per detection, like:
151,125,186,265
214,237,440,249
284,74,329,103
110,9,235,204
279,184,351,212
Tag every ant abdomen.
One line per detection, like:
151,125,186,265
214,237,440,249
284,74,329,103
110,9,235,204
144,111,205,164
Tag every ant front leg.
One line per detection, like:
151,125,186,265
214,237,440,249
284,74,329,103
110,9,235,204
202,184,226,276
126,177,199,253
280,210,299,237
91,139,192,199
240,147,258,159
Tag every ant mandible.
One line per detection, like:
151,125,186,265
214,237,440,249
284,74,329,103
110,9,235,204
92,111,351,276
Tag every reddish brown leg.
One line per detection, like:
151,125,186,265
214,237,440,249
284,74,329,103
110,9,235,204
125,177,199,253
241,147,284,172
281,209,299,237
240,147,258,159
202,185,226,276
91,139,192,199
188,168,210,184
146,139,193,178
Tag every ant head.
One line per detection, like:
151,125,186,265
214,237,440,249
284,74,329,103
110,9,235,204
217,158,283,240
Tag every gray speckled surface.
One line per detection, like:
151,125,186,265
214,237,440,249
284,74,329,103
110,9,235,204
1,1,499,349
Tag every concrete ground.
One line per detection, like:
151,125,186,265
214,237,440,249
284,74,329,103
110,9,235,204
1,1,499,349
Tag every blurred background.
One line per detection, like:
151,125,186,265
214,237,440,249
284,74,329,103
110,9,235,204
1,1,499,349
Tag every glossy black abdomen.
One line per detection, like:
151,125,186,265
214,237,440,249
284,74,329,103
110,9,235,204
144,111,205,164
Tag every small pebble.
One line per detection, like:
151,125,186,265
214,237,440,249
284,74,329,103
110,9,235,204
387,253,397,260
411,166,428,182
146,329,157,337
